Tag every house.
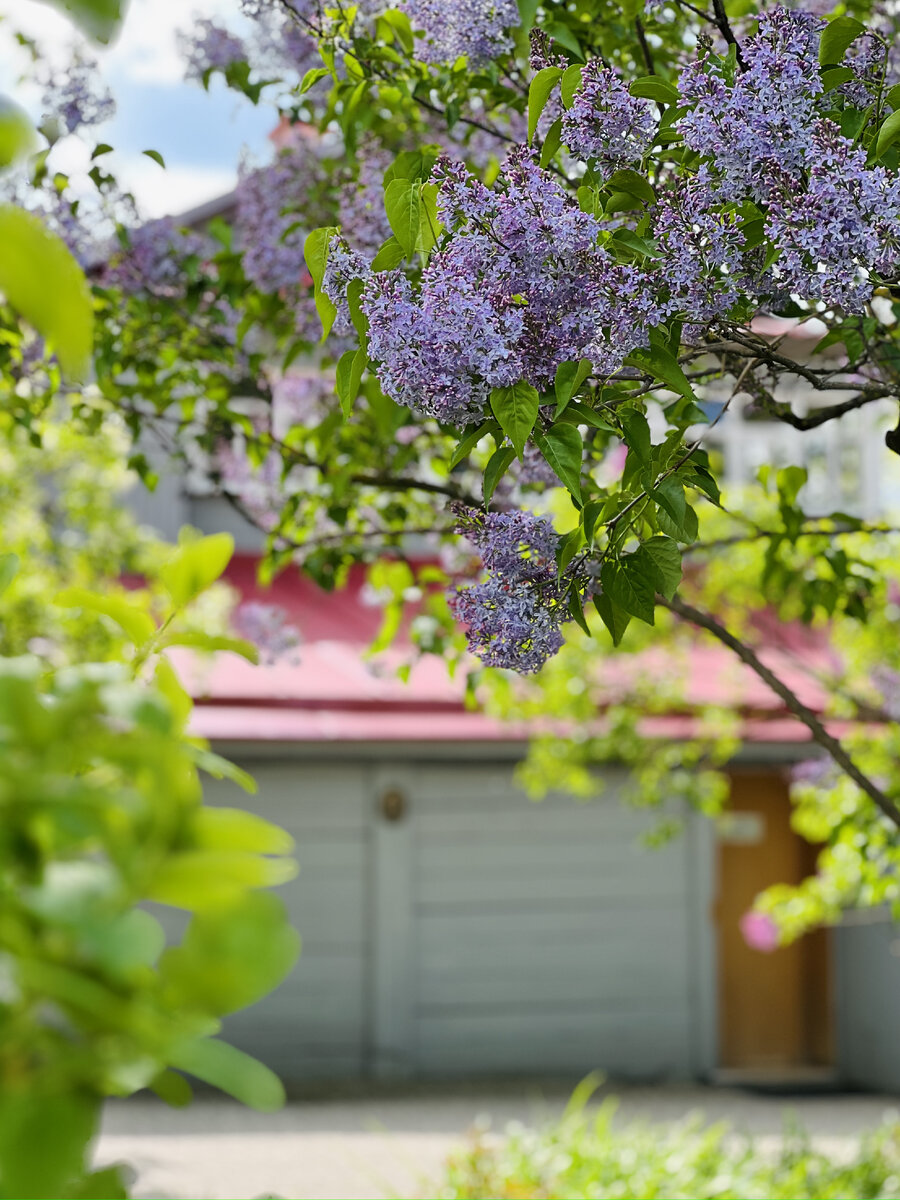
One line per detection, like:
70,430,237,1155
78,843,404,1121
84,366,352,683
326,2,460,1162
121,190,900,1091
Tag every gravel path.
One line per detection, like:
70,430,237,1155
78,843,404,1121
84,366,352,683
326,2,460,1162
96,1082,900,1199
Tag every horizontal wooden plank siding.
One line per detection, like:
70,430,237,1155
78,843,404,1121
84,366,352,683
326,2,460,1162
410,766,696,1080
204,764,371,1081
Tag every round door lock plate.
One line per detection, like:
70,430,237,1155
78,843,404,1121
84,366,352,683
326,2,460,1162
380,788,406,822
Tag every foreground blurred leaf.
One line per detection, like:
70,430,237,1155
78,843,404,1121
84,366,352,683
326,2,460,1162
169,1037,285,1112
0,206,93,379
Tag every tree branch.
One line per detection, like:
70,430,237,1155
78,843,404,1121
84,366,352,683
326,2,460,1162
660,593,900,828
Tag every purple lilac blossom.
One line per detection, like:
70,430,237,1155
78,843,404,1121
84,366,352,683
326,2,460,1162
337,137,394,254
362,151,663,421
103,219,207,297
562,61,655,171
180,19,246,80
678,8,900,311
401,0,520,67
44,59,114,134
236,140,329,295
450,508,570,673
233,601,301,664
790,757,833,786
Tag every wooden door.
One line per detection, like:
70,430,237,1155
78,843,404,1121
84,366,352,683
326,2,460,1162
717,770,832,1070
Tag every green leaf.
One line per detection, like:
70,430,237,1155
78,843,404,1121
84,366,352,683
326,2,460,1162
169,1038,286,1112
91,142,114,158
157,630,259,663
192,808,294,855
568,587,592,636
593,591,632,646
560,63,584,108
336,347,366,417
0,552,19,595
600,556,656,625
540,117,562,168
490,381,540,459
0,1089,99,1198
820,66,855,92
626,344,694,400
619,407,651,465
528,67,562,142
582,499,604,545
149,1070,194,1109
818,15,865,65
535,423,584,501
148,851,298,910
633,535,682,600
160,531,234,610
160,892,299,1016
875,108,900,159
450,419,497,469
38,0,126,42
887,84,900,112
630,75,679,104
142,148,165,168
54,587,155,646
190,746,257,794
557,526,585,578
0,97,36,170
302,226,338,339
418,181,443,255
483,445,516,504
384,177,421,256
371,236,405,272
383,147,439,186
299,66,330,93
0,205,93,379
554,357,593,416
605,169,655,206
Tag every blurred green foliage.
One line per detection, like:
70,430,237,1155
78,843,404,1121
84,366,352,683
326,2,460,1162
443,1080,900,1199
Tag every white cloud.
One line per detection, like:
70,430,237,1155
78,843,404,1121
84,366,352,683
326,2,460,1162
115,155,236,218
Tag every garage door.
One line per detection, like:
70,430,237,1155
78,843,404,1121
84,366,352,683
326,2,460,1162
373,763,703,1081
212,763,370,1080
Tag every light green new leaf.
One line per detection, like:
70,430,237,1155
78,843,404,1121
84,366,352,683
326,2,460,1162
160,531,234,610
528,67,562,142
160,892,299,1016
554,357,593,416
148,850,298,910
193,807,295,855
535,423,584,502
54,587,156,646
0,97,37,170
818,15,865,65
303,226,338,339
0,552,19,595
157,630,259,662
490,381,540,460
169,1038,286,1112
0,206,93,379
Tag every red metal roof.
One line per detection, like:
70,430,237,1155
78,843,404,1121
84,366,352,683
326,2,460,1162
185,554,835,746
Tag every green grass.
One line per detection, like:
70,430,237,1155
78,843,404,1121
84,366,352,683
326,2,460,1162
441,1079,900,1199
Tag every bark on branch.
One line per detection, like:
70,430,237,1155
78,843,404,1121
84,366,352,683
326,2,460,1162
660,593,900,828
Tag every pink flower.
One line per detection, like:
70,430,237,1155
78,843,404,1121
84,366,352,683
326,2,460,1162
740,910,780,953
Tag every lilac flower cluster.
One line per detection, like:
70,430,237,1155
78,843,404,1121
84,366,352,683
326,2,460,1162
401,0,520,68
361,151,664,421
103,218,208,297
44,59,114,134
236,140,328,295
678,8,900,311
562,62,655,171
337,137,393,254
233,601,302,664
450,508,569,673
180,19,246,80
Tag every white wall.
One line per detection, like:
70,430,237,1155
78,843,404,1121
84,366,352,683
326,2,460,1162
835,916,900,1094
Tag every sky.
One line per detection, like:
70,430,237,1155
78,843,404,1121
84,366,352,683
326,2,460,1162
2,0,276,217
